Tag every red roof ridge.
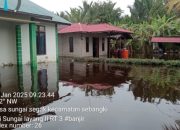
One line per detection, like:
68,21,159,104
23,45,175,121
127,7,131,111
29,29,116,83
59,23,132,34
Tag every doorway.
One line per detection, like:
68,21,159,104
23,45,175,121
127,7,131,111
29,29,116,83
93,38,99,57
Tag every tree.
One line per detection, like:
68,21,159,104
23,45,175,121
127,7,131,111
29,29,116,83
57,1,92,23
89,1,122,23
58,0,122,24
128,0,168,23
118,16,180,54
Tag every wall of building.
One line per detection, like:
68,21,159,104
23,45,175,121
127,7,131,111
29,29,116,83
0,21,17,65
84,33,108,57
37,23,57,63
0,21,57,66
81,34,93,57
21,24,30,64
21,22,57,64
59,33,83,57
59,33,108,57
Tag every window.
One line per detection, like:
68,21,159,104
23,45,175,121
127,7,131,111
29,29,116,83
86,37,89,52
69,37,74,52
102,38,105,51
36,26,46,55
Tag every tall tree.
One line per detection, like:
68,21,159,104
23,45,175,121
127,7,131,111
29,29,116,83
58,1,92,23
58,0,122,24
128,0,167,23
89,1,122,23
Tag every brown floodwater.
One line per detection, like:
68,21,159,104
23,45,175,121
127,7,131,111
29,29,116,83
0,59,180,130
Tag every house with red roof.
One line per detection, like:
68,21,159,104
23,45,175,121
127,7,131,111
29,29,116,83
58,23,132,58
151,37,180,54
0,0,70,67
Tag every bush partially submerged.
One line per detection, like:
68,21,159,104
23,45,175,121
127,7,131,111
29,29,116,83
74,58,180,67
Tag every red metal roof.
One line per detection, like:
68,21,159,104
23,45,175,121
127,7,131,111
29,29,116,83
59,23,132,34
151,37,180,43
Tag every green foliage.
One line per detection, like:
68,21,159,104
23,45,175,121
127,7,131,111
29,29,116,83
58,0,180,55
58,0,122,24
89,1,122,23
128,0,169,23
57,1,92,23
75,57,180,67
118,16,180,52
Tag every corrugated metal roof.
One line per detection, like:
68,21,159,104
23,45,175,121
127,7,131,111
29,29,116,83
0,0,70,24
59,23,132,34
151,37,180,43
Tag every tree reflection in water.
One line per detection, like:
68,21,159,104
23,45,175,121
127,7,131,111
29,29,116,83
128,66,180,104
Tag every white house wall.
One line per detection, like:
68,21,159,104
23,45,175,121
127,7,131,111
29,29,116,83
0,21,16,65
83,33,108,57
0,21,57,66
43,23,56,62
22,22,57,64
59,33,84,57
59,33,108,57
99,36,108,56
21,24,30,64
81,34,93,57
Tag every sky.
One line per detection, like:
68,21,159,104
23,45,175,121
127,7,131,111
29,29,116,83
30,0,135,16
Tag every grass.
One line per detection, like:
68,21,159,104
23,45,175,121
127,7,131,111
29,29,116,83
74,58,180,67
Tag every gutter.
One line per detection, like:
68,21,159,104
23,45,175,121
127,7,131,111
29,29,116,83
0,9,52,20
31,17,71,25
0,16,40,23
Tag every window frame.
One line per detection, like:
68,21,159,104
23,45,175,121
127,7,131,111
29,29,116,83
102,38,105,51
69,37,74,53
36,25,46,55
86,37,89,52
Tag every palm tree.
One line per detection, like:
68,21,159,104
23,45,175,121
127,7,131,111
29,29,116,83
58,1,93,23
128,0,167,23
59,0,122,24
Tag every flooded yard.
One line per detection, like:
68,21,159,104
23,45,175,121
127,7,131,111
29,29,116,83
0,59,180,130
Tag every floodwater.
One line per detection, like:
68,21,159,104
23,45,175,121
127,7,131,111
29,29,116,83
0,59,180,130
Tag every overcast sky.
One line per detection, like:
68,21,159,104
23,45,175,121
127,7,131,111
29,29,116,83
30,0,135,15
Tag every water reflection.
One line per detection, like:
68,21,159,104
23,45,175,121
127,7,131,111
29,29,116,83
17,65,24,92
60,59,180,104
58,59,180,130
128,67,180,104
0,59,179,130
0,63,60,129
38,69,48,92
60,60,130,86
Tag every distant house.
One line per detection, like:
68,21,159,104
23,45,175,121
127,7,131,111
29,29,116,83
0,0,70,66
151,37,180,53
58,23,132,58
